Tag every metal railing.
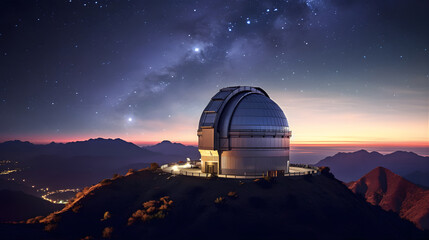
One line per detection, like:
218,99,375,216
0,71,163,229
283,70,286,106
169,170,211,178
290,163,319,170
161,164,320,179
284,170,319,177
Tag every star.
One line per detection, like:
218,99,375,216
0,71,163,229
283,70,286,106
128,117,133,122
194,47,200,52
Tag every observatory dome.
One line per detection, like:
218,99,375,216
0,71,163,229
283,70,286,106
198,86,291,176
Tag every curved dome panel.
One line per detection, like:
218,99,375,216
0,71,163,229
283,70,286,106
198,86,268,130
229,94,289,132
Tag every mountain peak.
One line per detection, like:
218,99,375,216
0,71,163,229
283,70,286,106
349,167,429,230
155,140,186,147
354,149,384,156
386,151,419,158
88,137,115,142
145,140,200,159
350,166,406,194
368,166,393,176
356,149,369,154
331,149,372,158
73,138,129,145
1,140,33,145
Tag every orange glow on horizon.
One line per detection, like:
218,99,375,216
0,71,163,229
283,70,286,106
1,134,427,148
291,140,429,147
0,134,199,147
1,90,427,148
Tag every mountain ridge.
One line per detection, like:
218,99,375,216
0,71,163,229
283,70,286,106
348,167,429,230
0,190,63,222
0,138,157,160
0,138,186,190
315,149,429,185
144,140,200,159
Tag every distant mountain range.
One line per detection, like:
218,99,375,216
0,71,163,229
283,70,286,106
315,150,429,185
0,138,193,190
0,138,158,160
348,167,429,230
1,168,425,240
2,140,428,190
0,190,62,222
144,140,200,159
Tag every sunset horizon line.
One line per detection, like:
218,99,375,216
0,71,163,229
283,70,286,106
1,137,428,148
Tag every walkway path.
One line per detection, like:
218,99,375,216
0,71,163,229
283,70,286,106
161,163,318,179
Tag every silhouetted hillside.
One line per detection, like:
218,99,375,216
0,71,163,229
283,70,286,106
0,178,37,196
144,140,200,159
348,167,429,230
2,169,426,240
0,138,186,190
0,190,63,222
0,138,158,160
315,150,429,183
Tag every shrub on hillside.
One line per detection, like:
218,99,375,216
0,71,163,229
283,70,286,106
75,192,84,199
102,227,113,238
101,211,111,221
254,177,273,189
126,168,136,176
26,216,44,224
41,213,61,223
127,196,173,226
143,200,157,208
100,178,112,186
319,166,335,178
214,197,225,205
227,191,238,199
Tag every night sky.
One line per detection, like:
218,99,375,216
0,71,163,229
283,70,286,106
0,0,428,145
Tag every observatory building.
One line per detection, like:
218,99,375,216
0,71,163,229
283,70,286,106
198,86,291,176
